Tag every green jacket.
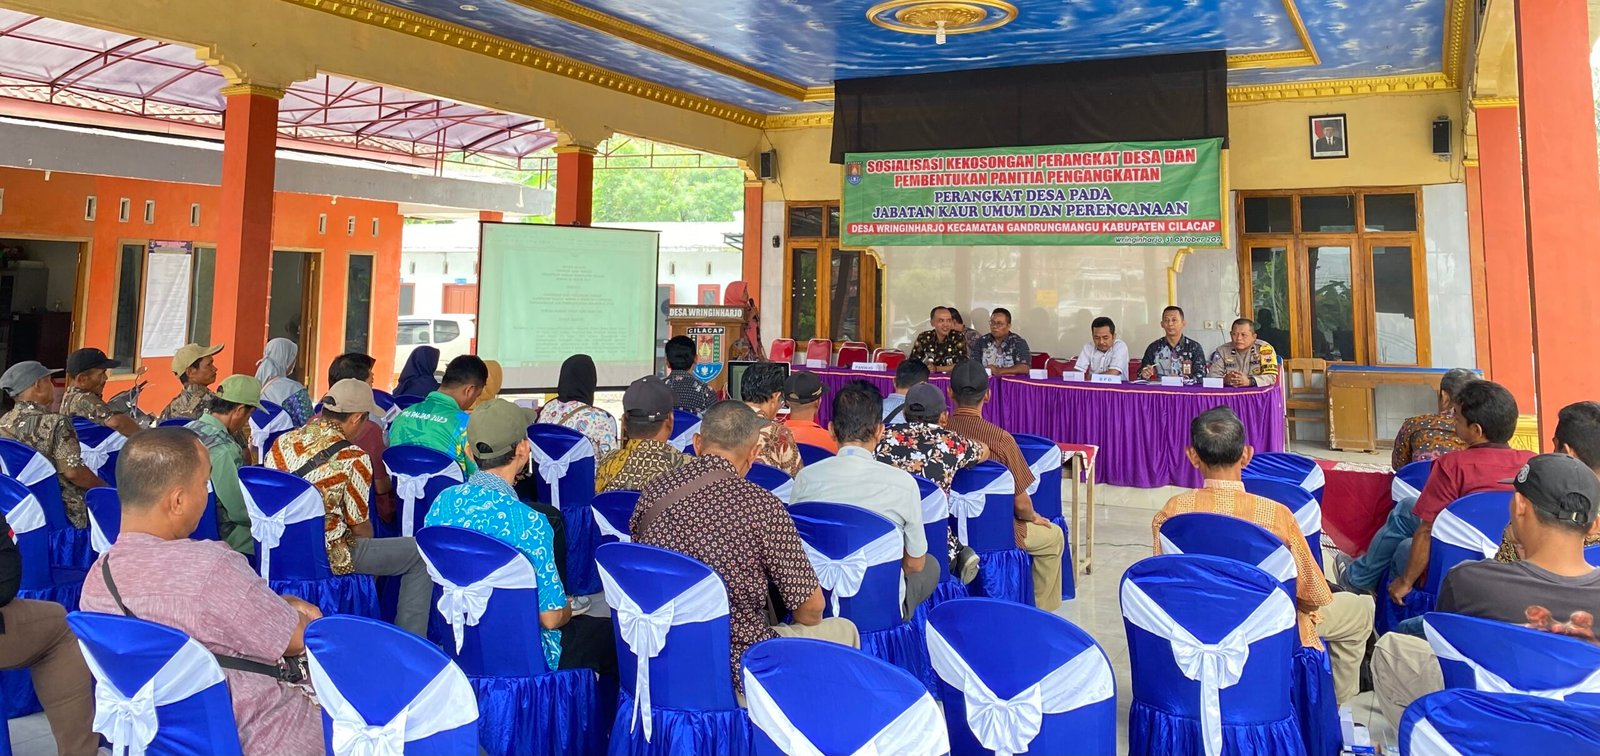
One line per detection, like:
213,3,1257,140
185,413,252,555
388,391,476,475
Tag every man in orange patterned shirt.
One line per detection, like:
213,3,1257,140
1153,406,1374,704
266,379,430,636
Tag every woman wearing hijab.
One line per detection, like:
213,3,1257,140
471,360,503,410
393,346,441,398
256,337,313,425
536,354,618,455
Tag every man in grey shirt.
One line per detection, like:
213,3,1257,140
793,379,934,619
1372,453,1600,723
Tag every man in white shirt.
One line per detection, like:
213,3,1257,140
793,379,933,619
1073,316,1129,380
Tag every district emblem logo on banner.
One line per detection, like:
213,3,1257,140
845,161,863,186
692,363,723,382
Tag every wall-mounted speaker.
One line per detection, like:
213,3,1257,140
758,149,777,180
1432,117,1452,158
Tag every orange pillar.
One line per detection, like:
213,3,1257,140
742,181,763,293
1474,105,1535,409
554,145,594,226
213,84,282,374
1462,164,1491,374
1516,0,1600,446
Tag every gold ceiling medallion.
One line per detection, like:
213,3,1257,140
866,0,1018,44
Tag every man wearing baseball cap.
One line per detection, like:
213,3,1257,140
426,398,613,674
265,379,432,636
874,381,989,585
158,343,223,423
60,347,144,438
595,376,689,493
1372,453,1600,724
782,372,836,454
0,360,107,528
185,375,263,555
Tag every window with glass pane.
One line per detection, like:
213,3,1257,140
1242,197,1293,233
1306,245,1356,361
1371,245,1419,364
789,247,818,341
1299,195,1357,232
829,250,861,341
434,320,460,344
344,255,373,353
397,321,431,345
1248,246,1294,358
112,244,143,365
788,206,824,238
398,284,415,316
827,207,841,239
1363,194,1418,232
188,247,215,345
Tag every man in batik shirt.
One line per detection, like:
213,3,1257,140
1139,306,1209,384
969,307,1032,376
595,376,691,492
909,306,968,373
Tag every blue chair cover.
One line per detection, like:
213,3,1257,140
789,502,934,690
190,486,221,542
1587,543,1600,567
527,424,600,596
1422,612,1600,704
592,490,638,546
796,443,834,467
249,400,295,461
1378,492,1511,634
393,394,426,411
1121,554,1305,756
1014,434,1074,600
668,410,700,453
71,419,123,488
926,598,1116,756
236,467,378,619
66,611,242,755
744,463,793,504
1393,460,1433,505
1399,689,1600,756
371,389,399,429
594,542,753,756
1243,452,1325,503
415,526,600,756
156,418,192,428
0,473,83,717
1241,477,1324,571
0,714,9,756
1158,513,1338,756
383,444,464,539
913,475,966,609
0,438,90,570
85,487,120,555
741,638,948,756
305,615,479,754
950,461,1032,606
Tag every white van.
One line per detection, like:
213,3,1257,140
396,314,476,374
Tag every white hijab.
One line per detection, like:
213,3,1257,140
256,338,304,404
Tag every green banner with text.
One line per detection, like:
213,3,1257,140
841,138,1224,247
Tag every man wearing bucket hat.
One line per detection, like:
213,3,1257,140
0,361,107,527
185,375,263,555
157,342,223,423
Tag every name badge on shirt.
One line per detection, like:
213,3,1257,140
1091,373,1121,384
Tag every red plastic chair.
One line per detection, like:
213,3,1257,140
1046,357,1075,378
837,345,870,366
873,349,906,371
1127,358,1142,378
805,339,833,365
1030,352,1050,370
769,339,796,364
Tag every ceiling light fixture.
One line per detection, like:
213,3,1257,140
459,4,479,11
866,0,1017,45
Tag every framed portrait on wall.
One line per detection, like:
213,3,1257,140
1310,114,1348,159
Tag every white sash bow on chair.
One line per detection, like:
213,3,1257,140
925,624,1112,756
597,564,728,741
79,432,127,475
1120,580,1296,756
239,483,325,581
392,462,463,537
1430,509,1499,558
949,470,1015,546
88,507,114,554
529,436,595,509
250,411,294,461
307,645,477,756
920,487,949,526
592,509,632,543
743,670,949,756
1407,718,1466,756
79,636,224,756
801,529,904,618
7,449,56,488
1424,621,1600,699
1024,446,1063,497
1157,534,1298,584
668,420,701,452
5,491,45,536
418,550,538,653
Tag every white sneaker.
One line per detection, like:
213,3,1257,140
955,547,981,584
569,595,592,616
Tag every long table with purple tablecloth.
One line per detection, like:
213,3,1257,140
804,368,1285,488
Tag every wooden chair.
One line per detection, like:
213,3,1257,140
1283,358,1329,442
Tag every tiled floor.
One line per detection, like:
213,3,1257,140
9,465,1397,755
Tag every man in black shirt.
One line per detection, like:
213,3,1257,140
663,335,716,415
0,509,97,754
